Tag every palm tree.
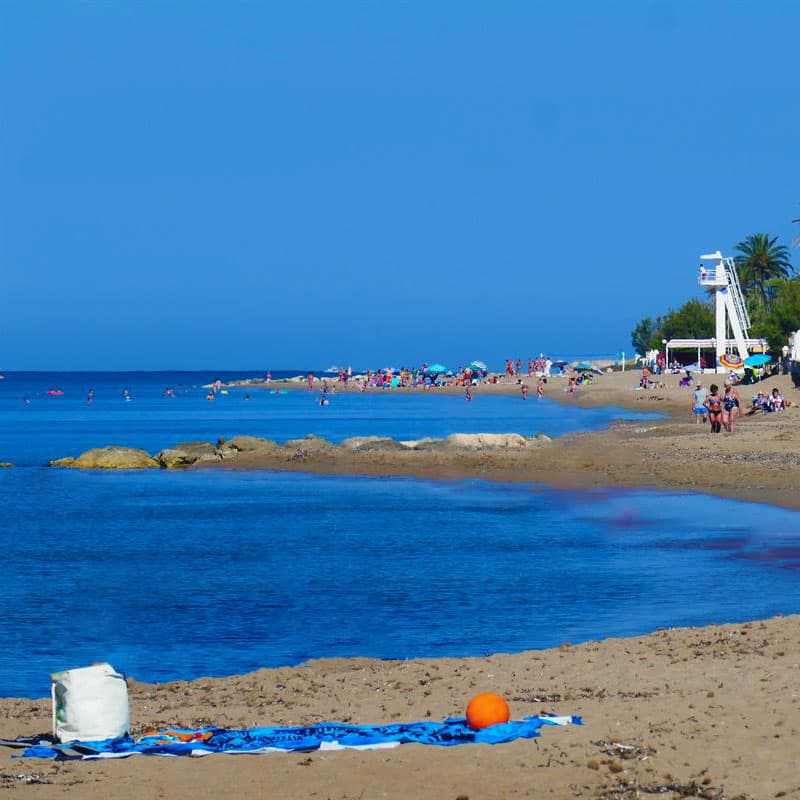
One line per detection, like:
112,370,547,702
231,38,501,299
734,233,793,311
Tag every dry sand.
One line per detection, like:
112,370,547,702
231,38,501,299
4,370,799,798
3,616,799,799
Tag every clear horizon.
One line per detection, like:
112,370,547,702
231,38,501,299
2,1,798,370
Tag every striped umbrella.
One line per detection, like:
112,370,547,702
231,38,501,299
719,353,744,369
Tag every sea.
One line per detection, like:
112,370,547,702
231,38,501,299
1,371,798,698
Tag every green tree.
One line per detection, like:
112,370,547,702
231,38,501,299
660,299,715,341
631,315,662,354
753,277,800,354
734,234,793,311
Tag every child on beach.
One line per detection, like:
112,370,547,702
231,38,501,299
465,386,473,402
536,379,544,399
521,383,529,400
767,388,786,411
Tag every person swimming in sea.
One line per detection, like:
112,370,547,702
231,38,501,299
87,388,94,404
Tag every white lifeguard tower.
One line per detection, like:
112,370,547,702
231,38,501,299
664,251,768,373
699,250,751,367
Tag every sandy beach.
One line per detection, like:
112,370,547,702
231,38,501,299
3,615,799,799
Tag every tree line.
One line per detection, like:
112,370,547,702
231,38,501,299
631,233,797,356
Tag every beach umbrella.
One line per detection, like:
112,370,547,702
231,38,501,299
427,363,448,374
718,353,744,369
469,360,488,371
744,354,771,367
574,363,594,371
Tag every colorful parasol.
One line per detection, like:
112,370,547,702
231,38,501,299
719,353,744,369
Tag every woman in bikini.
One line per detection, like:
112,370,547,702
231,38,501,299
721,385,741,433
704,384,723,433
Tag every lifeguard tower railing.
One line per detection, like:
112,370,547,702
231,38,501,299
699,254,751,339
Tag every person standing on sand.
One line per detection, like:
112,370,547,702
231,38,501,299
536,379,544,399
722,385,741,433
704,384,723,433
307,373,314,391
521,383,529,400
465,385,472,402
692,383,708,424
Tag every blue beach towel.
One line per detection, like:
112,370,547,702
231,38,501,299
5,715,581,760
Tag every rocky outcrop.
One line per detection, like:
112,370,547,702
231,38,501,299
45,430,553,472
156,441,220,469
49,457,75,467
443,433,531,450
69,447,159,470
340,436,409,452
283,434,333,453
222,435,280,453
0,462,13,468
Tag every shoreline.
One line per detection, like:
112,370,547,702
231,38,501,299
220,368,688,415
3,614,799,798
40,370,800,511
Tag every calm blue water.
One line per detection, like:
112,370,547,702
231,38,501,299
0,371,659,466
1,372,797,699
1,468,799,697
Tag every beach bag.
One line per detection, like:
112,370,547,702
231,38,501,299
51,663,130,742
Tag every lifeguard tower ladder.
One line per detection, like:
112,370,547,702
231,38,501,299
698,251,751,369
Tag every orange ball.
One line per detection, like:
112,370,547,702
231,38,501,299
466,692,510,731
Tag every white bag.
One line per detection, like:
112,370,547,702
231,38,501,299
51,663,130,742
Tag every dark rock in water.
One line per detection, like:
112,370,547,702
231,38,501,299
0,461,14,468
156,441,219,469
69,447,159,470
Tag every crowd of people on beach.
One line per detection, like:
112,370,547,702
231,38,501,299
690,380,788,434
297,358,582,404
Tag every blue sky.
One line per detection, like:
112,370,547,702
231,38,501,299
1,1,798,370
